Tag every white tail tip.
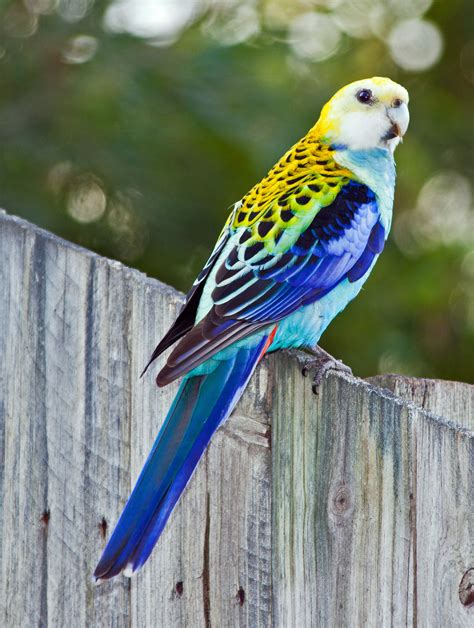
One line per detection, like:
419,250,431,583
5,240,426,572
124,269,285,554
123,563,135,578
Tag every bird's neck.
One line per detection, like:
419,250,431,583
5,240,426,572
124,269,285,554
334,147,396,232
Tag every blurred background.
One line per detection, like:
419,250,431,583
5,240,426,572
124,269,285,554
0,0,472,381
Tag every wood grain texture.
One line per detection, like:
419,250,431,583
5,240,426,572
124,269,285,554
272,354,473,628
0,212,272,628
0,211,472,627
368,373,474,430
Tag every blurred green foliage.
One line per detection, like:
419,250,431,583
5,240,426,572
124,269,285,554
0,0,473,381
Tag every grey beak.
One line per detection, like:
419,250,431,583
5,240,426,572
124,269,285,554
387,102,410,138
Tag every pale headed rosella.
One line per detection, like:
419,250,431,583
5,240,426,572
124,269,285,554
94,77,409,581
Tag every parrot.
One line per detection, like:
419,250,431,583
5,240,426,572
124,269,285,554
94,77,409,581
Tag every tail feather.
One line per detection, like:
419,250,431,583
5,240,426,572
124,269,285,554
94,336,270,581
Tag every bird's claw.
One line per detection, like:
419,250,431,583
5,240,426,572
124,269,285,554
302,355,352,394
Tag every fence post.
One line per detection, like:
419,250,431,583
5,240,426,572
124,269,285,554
0,211,472,627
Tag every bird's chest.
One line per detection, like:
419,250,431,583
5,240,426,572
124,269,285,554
334,148,396,233
270,256,379,350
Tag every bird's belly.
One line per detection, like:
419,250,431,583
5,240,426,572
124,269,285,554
270,262,378,351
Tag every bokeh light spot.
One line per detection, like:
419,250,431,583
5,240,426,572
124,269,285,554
333,0,373,39
3,6,38,38
396,171,473,254
388,18,443,71
416,171,472,244
104,0,199,42
202,5,260,46
48,161,74,196
288,12,341,62
62,35,98,64
67,175,107,223
57,0,93,23
107,192,147,261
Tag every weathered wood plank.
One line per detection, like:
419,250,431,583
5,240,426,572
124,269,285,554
0,217,132,627
1,211,472,627
0,212,273,627
368,374,474,626
271,353,473,627
413,408,473,627
272,355,414,627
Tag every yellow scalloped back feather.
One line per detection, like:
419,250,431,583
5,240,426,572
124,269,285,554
231,131,353,253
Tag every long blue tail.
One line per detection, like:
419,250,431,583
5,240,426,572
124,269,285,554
93,339,268,581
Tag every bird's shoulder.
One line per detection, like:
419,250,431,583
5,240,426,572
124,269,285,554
228,134,376,257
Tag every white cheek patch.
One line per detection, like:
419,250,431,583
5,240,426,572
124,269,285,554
337,110,389,150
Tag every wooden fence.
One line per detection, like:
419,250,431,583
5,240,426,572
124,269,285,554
0,211,472,627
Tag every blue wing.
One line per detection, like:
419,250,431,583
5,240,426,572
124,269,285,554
156,181,385,385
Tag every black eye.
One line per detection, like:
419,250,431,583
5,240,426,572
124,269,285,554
393,98,403,108
356,88,373,104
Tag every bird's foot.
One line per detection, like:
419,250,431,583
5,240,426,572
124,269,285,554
302,347,352,394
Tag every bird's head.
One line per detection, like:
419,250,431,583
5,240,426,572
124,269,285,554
315,77,409,154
